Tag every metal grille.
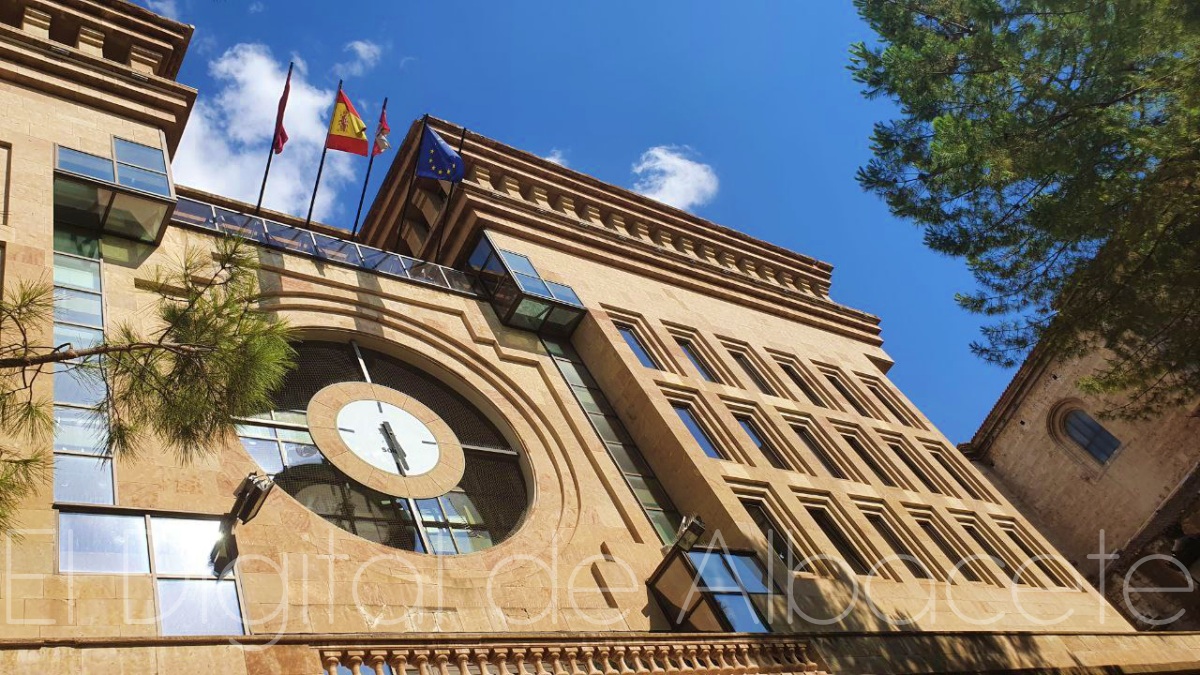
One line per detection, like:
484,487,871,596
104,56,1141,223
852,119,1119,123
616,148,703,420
360,349,509,449
273,461,422,552
272,341,363,412
458,449,526,542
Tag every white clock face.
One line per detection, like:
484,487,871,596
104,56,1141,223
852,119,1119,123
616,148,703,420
336,400,440,477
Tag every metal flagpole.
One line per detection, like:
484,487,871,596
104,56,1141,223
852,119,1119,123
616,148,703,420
256,61,293,215
352,97,387,236
433,125,468,263
306,79,342,226
389,114,429,253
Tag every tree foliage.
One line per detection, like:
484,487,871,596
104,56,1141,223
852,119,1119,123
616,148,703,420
0,237,294,531
851,0,1200,416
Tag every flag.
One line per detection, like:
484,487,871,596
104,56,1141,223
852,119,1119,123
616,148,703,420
272,64,292,154
415,126,465,182
325,87,369,156
372,104,390,156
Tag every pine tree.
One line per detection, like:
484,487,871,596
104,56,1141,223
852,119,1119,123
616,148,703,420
851,0,1200,417
0,237,293,531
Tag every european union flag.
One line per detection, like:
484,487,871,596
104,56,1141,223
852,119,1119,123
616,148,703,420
416,126,465,182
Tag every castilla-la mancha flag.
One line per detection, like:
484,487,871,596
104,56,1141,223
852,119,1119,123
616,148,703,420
325,87,369,156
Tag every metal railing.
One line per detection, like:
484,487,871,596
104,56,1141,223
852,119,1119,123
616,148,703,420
170,196,477,296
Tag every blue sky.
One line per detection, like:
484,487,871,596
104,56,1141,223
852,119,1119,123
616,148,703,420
145,0,1016,443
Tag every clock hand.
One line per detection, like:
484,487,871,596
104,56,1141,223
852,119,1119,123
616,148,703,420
380,420,410,476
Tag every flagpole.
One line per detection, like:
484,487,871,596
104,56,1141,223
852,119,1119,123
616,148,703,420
390,114,429,253
433,125,468,262
257,61,293,215
306,79,342,226
352,97,387,236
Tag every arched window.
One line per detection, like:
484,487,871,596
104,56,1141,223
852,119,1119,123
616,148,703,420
1063,409,1121,464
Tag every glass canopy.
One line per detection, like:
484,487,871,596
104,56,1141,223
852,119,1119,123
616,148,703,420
465,233,586,336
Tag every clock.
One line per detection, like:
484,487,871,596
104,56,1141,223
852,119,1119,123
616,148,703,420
336,399,440,476
307,381,466,499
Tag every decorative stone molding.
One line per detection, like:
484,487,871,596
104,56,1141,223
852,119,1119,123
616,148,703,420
22,7,52,39
129,44,163,76
581,204,603,226
468,165,493,190
553,194,575,217
528,185,551,209
604,212,625,233
319,635,826,675
500,175,523,199
76,26,105,57
629,219,651,241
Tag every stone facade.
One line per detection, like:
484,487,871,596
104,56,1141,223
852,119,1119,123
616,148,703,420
0,0,1197,672
966,347,1200,630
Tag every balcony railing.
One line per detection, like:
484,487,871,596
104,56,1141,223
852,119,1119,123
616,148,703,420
170,196,477,296
318,634,825,675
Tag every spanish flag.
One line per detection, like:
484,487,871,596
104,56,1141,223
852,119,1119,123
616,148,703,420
325,87,369,156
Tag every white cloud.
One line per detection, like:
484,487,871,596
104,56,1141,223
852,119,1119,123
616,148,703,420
142,0,179,19
173,43,359,224
334,40,384,78
631,146,718,212
248,1,265,13
543,149,568,167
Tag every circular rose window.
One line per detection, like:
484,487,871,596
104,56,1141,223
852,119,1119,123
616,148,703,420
236,340,526,555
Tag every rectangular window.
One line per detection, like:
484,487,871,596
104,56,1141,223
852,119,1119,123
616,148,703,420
999,523,1073,588
805,506,872,576
864,512,930,579
673,404,725,459
777,361,826,407
841,434,897,487
928,448,990,502
915,518,981,583
113,138,171,197
824,372,872,417
959,519,1024,585
59,512,147,573
616,324,660,369
736,417,789,470
887,442,941,494
864,380,919,427
742,501,799,569
791,425,846,480
687,550,773,632
730,351,775,396
677,339,719,383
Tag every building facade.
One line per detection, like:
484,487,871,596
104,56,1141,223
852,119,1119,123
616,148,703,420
966,347,1200,630
2,0,1200,672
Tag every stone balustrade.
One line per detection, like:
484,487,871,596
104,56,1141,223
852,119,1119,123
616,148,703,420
320,636,826,675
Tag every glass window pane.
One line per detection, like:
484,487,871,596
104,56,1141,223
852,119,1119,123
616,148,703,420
571,385,613,415
282,442,323,467
499,250,539,276
114,139,167,173
54,287,103,327
466,238,496,272
151,518,223,576
589,413,631,444
627,475,672,510
171,197,216,229
648,509,682,543
688,551,740,591
545,281,583,307
54,406,106,455
415,498,444,524
425,527,456,555
266,221,317,256
54,178,112,232
272,410,309,427
59,512,146,572
606,442,652,475
234,424,276,439
452,528,492,553
442,492,482,525
157,579,243,636
276,427,312,444
673,405,723,459
53,323,103,351
53,254,102,291
58,147,114,182
239,437,284,474
678,340,717,382
104,192,170,241
712,593,769,633
362,249,413,276
53,224,102,257
214,209,267,243
115,163,170,196
509,297,551,331
726,553,771,593
312,233,363,266
54,362,105,407
54,455,114,505
514,273,552,297
617,326,659,369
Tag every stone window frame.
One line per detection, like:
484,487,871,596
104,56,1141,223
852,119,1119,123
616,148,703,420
793,489,882,579
763,348,835,409
776,410,863,483
873,429,953,496
828,421,907,490
728,482,819,580
660,384,739,463
918,439,999,504
602,306,677,375
812,362,884,420
854,371,928,430
852,497,942,583
990,515,1082,591
1047,398,1125,470
721,397,801,473
715,336,789,399
904,504,1002,587
661,320,733,385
